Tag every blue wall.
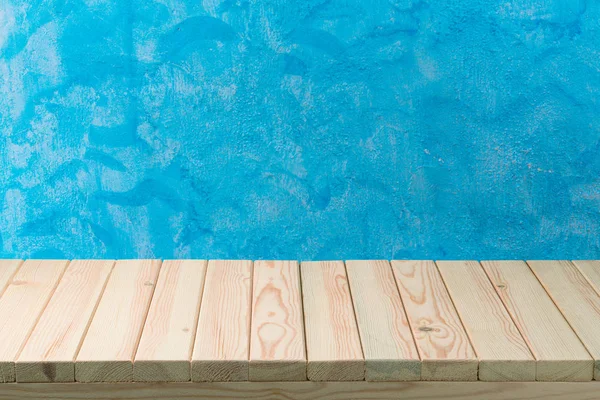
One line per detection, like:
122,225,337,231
1,0,599,260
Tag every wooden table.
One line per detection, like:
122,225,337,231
0,259,599,399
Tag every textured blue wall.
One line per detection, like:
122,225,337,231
0,0,599,260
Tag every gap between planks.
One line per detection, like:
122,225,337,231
346,260,420,381
133,260,208,382
191,260,253,382
75,260,162,382
436,261,535,381
0,260,69,382
16,260,116,383
392,260,478,381
482,261,593,382
301,261,364,381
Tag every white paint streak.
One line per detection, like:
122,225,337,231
0,189,26,252
0,3,16,50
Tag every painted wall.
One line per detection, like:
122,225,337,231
0,0,599,260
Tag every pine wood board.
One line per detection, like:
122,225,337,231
0,260,23,298
346,260,420,381
0,381,599,400
436,261,535,381
0,258,599,386
15,260,115,383
572,260,600,296
391,260,478,381
75,260,161,383
249,260,306,381
134,260,207,382
300,261,364,381
481,260,593,381
191,260,252,382
0,260,69,383
528,260,600,380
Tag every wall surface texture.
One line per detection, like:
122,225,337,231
0,0,599,259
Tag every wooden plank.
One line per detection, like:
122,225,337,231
572,260,600,295
249,260,306,381
75,260,161,382
301,261,364,381
345,260,420,381
528,260,600,380
15,260,115,383
0,260,23,298
0,381,599,400
191,260,252,382
0,259,69,382
134,260,207,382
391,260,478,381
482,260,593,381
436,261,535,381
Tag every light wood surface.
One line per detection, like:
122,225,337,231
134,260,207,382
436,261,535,381
15,260,115,383
1,258,600,387
0,260,23,298
528,260,600,380
0,381,599,400
192,260,252,382
75,260,161,382
482,260,593,381
391,260,478,381
0,260,69,382
346,260,420,381
572,260,600,295
300,261,364,381
249,260,306,381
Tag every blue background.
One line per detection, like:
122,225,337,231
0,0,599,260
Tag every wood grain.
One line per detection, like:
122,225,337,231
15,260,115,383
192,260,252,382
249,260,306,381
75,260,161,383
572,260,600,296
0,381,598,400
436,261,535,381
391,260,477,381
134,260,207,382
346,260,420,381
482,260,593,381
0,260,23,299
300,261,364,381
528,260,600,380
0,259,69,382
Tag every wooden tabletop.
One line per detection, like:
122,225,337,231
0,259,599,384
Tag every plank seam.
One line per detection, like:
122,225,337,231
297,262,309,379
71,261,117,363
130,261,163,363
432,261,480,362
187,261,209,360
387,261,422,362
525,261,596,364
14,260,71,362
341,261,366,364
571,260,600,300
478,261,537,362
247,261,254,366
